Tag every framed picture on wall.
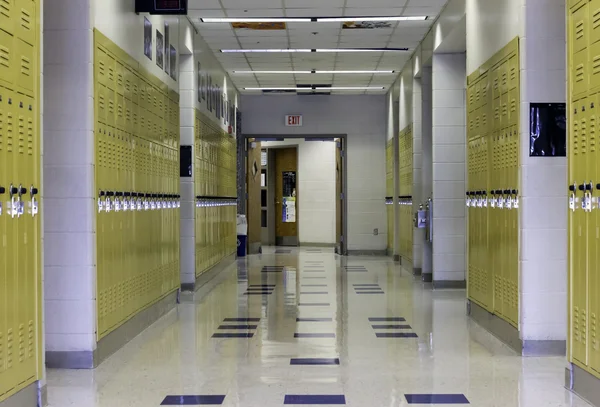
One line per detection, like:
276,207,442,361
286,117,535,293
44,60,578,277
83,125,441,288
164,22,170,73
207,76,213,111
202,72,207,100
144,17,152,60
216,86,220,118
169,45,177,81
156,30,164,69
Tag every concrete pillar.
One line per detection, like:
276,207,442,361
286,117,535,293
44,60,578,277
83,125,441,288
43,0,97,365
412,78,424,274
421,67,433,279
179,54,196,290
431,53,467,288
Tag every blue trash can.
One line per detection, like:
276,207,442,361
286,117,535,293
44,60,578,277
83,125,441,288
237,235,247,257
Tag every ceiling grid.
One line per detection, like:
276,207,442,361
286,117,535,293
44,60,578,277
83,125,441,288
188,0,448,94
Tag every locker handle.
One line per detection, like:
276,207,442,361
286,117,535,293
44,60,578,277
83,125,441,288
10,186,18,195
99,191,106,197
106,192,115,197
503,190,510,194
30,187,38,196
115,192,123,197
579,185,585,191
511,190,517,195
0,186,5,194
124,192,131,197
570,185,577,192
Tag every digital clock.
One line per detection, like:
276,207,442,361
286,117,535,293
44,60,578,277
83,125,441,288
135,0,187,15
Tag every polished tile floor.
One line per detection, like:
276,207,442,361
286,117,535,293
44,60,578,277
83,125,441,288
47,248,590,406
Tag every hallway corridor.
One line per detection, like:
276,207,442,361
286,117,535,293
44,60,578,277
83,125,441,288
46,249,588,406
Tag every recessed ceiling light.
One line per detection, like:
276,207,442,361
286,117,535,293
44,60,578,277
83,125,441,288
317,16,427,22
232,70,395,74
221,48,408,53
200,17,312,23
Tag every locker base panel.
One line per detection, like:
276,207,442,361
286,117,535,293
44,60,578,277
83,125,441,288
276,236,298,246
413,267,422,276
347,250,388,256
393,254,401,262
566,364,600,406
181,253,236,292
46,290,178,369
41,384,47,407
422,273,433,282
0,381,40,407
433,280,467,289
386,248,394,257
300,242,336,247
468,301,566,356
249,242,262,255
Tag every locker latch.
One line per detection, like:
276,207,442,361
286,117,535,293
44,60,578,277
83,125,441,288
583,182,593,212
29,186,39,217
497,190,505,209
490,191,497,208
150,194,157,210
505,189,514,210
136,194,143,211
114,192,123,212
106,191,114,212
466,192,472,208
512,190,519,209
0,186,4,216
570,184,578,211
123,192,131,211
143,194,150,211
167,195,173,209
98,191,106,213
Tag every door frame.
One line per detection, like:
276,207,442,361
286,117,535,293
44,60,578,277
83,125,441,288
244,134,348,255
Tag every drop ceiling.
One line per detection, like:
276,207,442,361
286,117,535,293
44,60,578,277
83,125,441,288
188,0,449,94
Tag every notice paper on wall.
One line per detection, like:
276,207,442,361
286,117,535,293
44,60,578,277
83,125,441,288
282,197,296,223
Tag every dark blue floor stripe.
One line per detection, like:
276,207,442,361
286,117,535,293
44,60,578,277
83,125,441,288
405,394,469,404
244,292,273,295
298,303,330,306
376,332,418,338
353,284,380,287
301,284,328,287
290,358,340,365
345,270,367,272
249,285,276,287
223,318,261,322
354,287,382,290
294,333,336,338
296,318,333,322
284,395,345,405
212,333,254,338
369,317,406,322
356,291,385,294
217,325,257,330
371,325,412,329
300,292,329,294
161,395,226,405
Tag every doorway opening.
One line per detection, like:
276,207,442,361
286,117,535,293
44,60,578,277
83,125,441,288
244,135,347,255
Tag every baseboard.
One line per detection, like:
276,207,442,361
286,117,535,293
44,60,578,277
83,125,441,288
248,242,261,254
433,280,466,289
0,381,39,407
181,253,236,292
393,254,400,262
46,290,178,369
422,273,432,282
567,364,600,406
40,384,47,407
468,301,566,356
413,267,422,276
300,242,336,248
347,250,388,256
386,248,394,257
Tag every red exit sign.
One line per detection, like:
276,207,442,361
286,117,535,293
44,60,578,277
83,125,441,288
285,115,303,127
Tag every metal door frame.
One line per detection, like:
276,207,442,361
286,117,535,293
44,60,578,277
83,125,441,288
243,134,348,255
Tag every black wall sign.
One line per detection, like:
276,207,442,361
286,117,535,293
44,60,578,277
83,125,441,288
135,0,188,15
180,145,192,177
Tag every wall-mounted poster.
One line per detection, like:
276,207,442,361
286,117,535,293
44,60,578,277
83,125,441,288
156,30,164,69
202,73,207,100
207,76,213,111
196,62,204,103
216,86,221,118
164,23,170,73
169,45,177,81
144,17,152,60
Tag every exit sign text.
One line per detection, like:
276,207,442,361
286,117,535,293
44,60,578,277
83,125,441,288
285,115,303,127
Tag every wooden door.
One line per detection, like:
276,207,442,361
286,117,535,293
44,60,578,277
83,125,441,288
247,141,262,253
275,148,298,246
336,140,343,254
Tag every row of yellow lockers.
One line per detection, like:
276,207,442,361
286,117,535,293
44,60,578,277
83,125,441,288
386,139,394,251
399,200,413,261
570,0,600,101
466,37,520,327
399,125,413,197
96,128,179,196
195,111,237,198
195,204,237,276
0,0,41,402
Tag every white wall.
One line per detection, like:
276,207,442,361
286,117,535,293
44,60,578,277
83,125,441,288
465,0,523,74
241,95,387,252
261,140,337,245
432,53,467,282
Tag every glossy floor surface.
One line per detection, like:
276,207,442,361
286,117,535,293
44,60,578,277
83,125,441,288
47,248,590,406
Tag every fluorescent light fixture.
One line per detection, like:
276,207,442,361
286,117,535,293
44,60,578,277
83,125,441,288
318,16,427,22
200,17,312,23
221,49,312,53
232,70,395,74
221,48,407,53
244,86,385,91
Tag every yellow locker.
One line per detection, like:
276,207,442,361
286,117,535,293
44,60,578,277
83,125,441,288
15,39,34,96
15,0,35,47
0,0,14,36
0,29,14,89
589,40,600,93
590,0,600,45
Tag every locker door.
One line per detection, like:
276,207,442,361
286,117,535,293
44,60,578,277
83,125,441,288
590,41,600,93
508,53,519,91
588,95,600,373
115,62,125,96
106,87,115,127
115,93,125,131
572,98,589,365
15,39,34,96
0,29,14,89
15,0,34,46
96,84,108,125
0,0,14,36
96,47,110,88
590,0,600,45
508,88,519,127
574,2,590,53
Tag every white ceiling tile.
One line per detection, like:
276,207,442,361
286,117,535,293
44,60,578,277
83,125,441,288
285,8,343,17
188,0,222,9
344,8,405,17
285,0,345,8
224,9,287,17
221,0,282,8
188,10,226,18
403,6,443,17
345,0,408,7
